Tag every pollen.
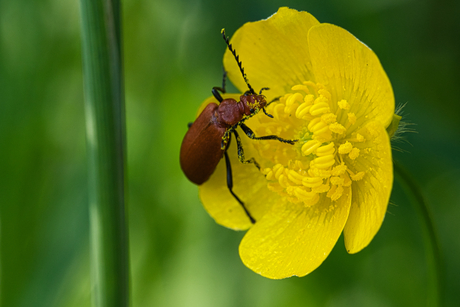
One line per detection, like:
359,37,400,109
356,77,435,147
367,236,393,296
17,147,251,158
257,82,369,207
338,99,350,110
347,112,357,125
338,141,353,154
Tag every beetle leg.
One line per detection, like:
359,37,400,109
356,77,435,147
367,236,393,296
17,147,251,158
261,96,280,118
262,107,274,118
240,123,298,145
232,129,261,170
224,136,255,224
221,128,232,150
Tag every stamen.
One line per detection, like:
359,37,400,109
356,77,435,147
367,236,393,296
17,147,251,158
348,148,360,160
316,142,335,156
338,142,353,154
301,140,321,156
321,113,337,124
291,84,310,93
296,102,312,120
329,122,346,134
311,154,336,169
318,89,331,100
288,170,304,185
347,113,357,125
309,102,330,116
302,176,323,188
338,99,350,110
257,81,370,206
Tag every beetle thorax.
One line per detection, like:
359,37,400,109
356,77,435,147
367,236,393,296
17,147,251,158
213,98,245,128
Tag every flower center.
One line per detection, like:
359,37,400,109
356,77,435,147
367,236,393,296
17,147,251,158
254,81,367,207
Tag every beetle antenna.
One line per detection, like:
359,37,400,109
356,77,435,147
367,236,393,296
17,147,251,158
221,29,256,95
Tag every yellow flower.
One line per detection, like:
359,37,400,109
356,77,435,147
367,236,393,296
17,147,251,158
198,7,394,279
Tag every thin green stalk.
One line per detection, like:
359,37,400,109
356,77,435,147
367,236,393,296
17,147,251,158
79,0,129,306
394,161,442,307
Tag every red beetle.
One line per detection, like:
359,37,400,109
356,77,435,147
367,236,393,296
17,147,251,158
180,30,296,223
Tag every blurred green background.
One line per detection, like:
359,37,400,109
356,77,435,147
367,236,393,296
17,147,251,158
1,0,459,306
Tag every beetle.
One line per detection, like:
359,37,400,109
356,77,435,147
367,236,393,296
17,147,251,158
180,29,297,223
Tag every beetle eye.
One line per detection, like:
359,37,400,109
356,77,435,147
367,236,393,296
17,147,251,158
250,108,254,113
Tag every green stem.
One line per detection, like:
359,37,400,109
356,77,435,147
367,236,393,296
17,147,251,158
394,161,442,307
79,0,129,306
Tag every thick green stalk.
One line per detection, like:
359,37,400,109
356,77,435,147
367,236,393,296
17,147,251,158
394,161,442,307
79,0,129,306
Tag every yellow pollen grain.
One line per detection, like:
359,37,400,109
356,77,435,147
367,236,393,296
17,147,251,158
347,113,357,125
301,140,321,156
332,163,348,176
338,141,353,154
318,89,331,100
343,174,352,186
329,122,346,134
356,133,365,142
326,185,337,198
330,176,344,186
309,102,330,116
285,186,296,196
330,185,344,201
304,95,314,104
338,99,350,110
349,148,360,160
309,167,332,178
321,113,337,124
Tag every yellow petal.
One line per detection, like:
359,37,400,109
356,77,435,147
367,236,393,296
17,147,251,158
239,189,351,279
308,24,394,129
223,7,320,99
198,95,280,230
343,121,393,253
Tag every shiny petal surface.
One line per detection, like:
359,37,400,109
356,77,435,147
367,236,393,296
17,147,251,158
344,121,393,253
239,188,351,279
223,7,320,99
308,24,394,129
